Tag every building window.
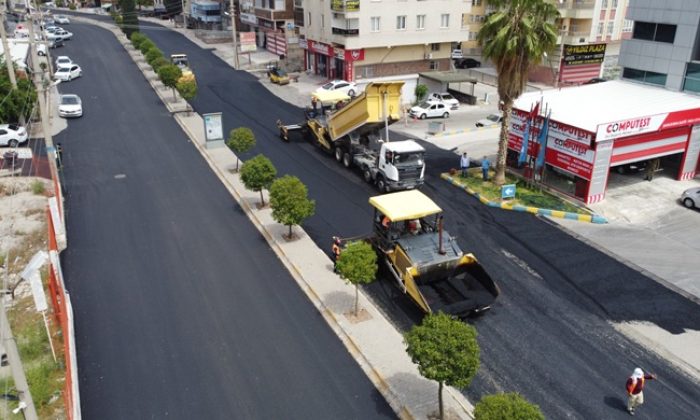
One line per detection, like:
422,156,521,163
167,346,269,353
601,0,608,7
607,22,614,35
308,12,311,26
417,14,425,30
472,0,482,5
623,67,668,86
598,23,604,35
371,17,380,32
430,43,440,51
683,63,700,93
429,61,438,70
633,22,676,43
441,14,449,28
321,14,325,28
468,31,478,41
611,0,618,8
622,19,633,33
396,15,406,30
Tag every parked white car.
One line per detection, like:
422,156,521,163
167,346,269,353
451,49,464,59
427,92,460,110
316,80,359,97
54,28,72,40
409,102,450,119
54,15,70,24
475,114,503,128
58,94,82,118
0,124,28,147
37,43,47,56
55,56,73,69
54,64,82,81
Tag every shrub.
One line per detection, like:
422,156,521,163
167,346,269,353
31,180,45,195
474,393,544,420
150,56,169,72
68,3,76,10
176,78,198,101
130,32,146,48
139,39,156,54
415,84,428,102
145,48,163,65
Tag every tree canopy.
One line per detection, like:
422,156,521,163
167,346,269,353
269,175,316,239
227,127,256,171
474,393,545,420
335,241,377,316
240,154,277,206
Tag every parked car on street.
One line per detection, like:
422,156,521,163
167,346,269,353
476,114,503,127
53,28,73,40
0,124,28,147
55,56,73,69
54,15,70,24
268,67,290,85
48,37,64,49
409,102,450,119
426,92,460,110
455,58,482,69
681,187,700,209
316,80,359,97
54,64,82,81
58,94,82,118
451,49,464,59
37,43,47,56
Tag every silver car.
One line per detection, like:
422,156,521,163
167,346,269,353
681,187,700,209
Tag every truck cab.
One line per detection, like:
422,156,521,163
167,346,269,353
368,139,425,192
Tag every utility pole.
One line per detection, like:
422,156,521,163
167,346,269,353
0,4,17,87
229,0,239,69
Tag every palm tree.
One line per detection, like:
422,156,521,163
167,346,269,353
477,0,559,185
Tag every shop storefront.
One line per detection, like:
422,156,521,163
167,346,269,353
305,39,364,81
508,80,700,204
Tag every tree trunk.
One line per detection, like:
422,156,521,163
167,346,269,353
172,87,177,102
438,381,444,420
235,157,240,171
288,224,293,239
259,189,265,207
494,100,512,185
354,285,359,317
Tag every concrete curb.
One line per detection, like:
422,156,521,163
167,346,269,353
431,125,497,138
441,173,608,224
76,16,475,420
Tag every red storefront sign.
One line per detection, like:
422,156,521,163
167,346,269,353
596,107,700,141
546,149,594,179
307,40,332,56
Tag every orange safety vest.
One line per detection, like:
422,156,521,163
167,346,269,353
332,243,341,256
627,377,645,394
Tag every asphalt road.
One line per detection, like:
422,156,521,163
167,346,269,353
131,19,700,419
55,21,395,419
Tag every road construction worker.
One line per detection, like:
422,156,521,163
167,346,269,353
331,236,343,272
626,367,657,416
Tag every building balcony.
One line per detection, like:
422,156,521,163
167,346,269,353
556,0,595,20
331,0,360,13
332,27,359,36
557,30,590,45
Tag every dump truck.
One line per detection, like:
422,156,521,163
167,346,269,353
368,190,499,317
170,53,196,84
277,81,425,192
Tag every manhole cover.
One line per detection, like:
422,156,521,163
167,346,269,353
114,174,127,179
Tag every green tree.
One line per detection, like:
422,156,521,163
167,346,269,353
477,0,559,185
119,0,139,38
151,56,170,72
335,241,377,316
405,313,480,420
176,78,198,101
0,71,37,124
226,127,256,171
145,48,163,66
157,64,182,101
269,175,316,239
240,154,277,207
415,84,428,102
474,393,544,420
130,31,146,48
139,39,156,54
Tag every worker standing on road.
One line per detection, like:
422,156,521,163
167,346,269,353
626,367,656,416
460,152,470,177
331,236,343,273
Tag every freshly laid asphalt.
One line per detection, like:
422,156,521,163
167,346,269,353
134,19,700,419
52,12,700,419
56,21,395,419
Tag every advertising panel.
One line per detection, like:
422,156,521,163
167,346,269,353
240,32,256,53
203,113,224,142
562,43,607,65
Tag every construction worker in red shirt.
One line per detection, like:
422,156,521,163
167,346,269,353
626,367,657,416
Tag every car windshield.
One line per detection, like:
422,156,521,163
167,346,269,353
393,152,424,166
7,124,19,130
58,58,69,63
321,82,336,90
487,114,500,122
56,68,67,73
418,102,431,108
276,69,287,76
61,96,79,105
442,94,455,100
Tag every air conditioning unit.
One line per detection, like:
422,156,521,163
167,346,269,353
424,53,433,59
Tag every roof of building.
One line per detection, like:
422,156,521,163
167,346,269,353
369,190,442,222
418,71,477,84
513,80,700,132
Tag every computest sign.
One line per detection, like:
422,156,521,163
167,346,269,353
509,109,595,179
596,114,667,141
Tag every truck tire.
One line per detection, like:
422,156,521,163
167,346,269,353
377,176,389,193
342,152,352,168
334,147,344,162
363,167,372,183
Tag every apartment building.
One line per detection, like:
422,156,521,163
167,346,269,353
296,0,470,82
618,0,700,93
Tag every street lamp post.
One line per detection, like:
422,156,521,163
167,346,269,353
228,1,239,69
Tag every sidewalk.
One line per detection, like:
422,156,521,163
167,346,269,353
78,16,476,419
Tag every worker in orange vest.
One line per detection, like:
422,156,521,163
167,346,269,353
331,236,343,273
626,367,657,416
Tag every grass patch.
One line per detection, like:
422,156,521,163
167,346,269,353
30,180,46,195
446,169,584,213
26,359,62,411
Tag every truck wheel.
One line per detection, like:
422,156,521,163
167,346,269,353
334,147,344,162
363,167,372,183
342,152,352,168
377,177,388,193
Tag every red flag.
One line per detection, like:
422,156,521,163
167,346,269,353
530,101,540,121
